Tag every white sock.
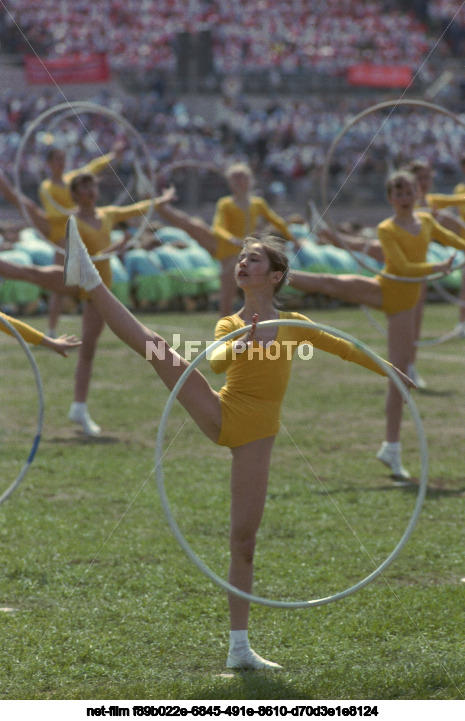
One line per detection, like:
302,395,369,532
70,402,87,416
385,441,401,451
78,244,102,292
229,630,250,653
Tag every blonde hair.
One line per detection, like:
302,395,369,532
225,162,252,180
385,169,418,197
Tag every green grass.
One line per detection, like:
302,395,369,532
1,302,464,700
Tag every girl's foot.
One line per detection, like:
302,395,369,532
226,647,283,671
376,441,411,482
68,402,101,437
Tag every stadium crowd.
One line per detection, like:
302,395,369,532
2,0,432,75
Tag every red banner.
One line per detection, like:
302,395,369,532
24,54,110,85
347,64,412,88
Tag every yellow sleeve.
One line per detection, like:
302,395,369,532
427,192,465,209
0,313,44,346
209,317,245,374
256,198,293,240
64,152,116,183
378,225,434,277
105,199,156,224
290,314,387,377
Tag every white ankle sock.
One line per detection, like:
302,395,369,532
79,244,102,292
229,630,250,653
70,402,87,416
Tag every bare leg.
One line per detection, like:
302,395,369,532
73,301,105,403
290,271,383,308
0,171,50,237
385,309,415,442
226,436,282,669
156,202,217,256
0,258,79,297
48,248,65,335
228,436,275,630
86,282,222,441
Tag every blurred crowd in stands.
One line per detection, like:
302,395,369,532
0,0,448,76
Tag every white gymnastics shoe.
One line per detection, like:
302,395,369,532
376,441,411,482
68,402,101,437
226,648,283,671
64,216,101,291
407,364,426,390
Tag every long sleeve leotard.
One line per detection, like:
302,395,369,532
209,311,388,448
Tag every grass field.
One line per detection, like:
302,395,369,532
1,301,464,702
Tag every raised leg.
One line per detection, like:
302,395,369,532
289,271,383,308
156,202,217,256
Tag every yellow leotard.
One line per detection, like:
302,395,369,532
75,199,155,292
0,311,44,346
210,311,387,448
377,212,465,314
212,195,293,261
38,153,115,245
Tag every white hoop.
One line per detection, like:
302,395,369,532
321,99,465,283
155,318,428,609
0,314,44,505
13,101,156,259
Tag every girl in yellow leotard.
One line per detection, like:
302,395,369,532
289,169,465,479
154,163,298,317
408,157,465,332
0,311,80,355
62,218,413,671
0,174,171,436
38,142,125,338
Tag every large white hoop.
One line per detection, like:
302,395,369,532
13,101,156,259
0,314,44,505
155,319,428,609
321,99,465,282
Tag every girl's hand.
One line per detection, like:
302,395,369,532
232,314,258,354
41,334,82,357
156,185,177,205
395,367,417,392
434,252,456,276
244,313,258,344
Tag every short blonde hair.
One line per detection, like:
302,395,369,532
225,162,252,180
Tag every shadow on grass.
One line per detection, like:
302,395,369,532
187,671,308,700
416,388,455,397
46,435,120,445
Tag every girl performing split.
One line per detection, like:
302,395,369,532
289,169,465,479
63,216,413,670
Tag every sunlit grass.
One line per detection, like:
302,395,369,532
1,302,464,700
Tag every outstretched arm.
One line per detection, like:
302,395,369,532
0,170,50,237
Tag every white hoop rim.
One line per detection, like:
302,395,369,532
13,101,156,260
0,314,44,505
321,99,465,283
155,318,429,609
